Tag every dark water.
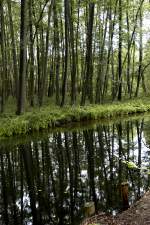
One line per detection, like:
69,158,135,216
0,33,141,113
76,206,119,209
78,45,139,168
0,116,150,225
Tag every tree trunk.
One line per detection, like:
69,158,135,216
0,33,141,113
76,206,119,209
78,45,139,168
16,0,28,115
61,0,69,107
39,1,53,106
29,0,35,106
69,0,76,105
126,0,131,96
81,2,95,105
135,5,143,97
0,0,6,113
53,2,60,105
118,0,122,101
6,0,19,98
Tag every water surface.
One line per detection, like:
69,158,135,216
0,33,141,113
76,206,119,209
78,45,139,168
0,116,150,225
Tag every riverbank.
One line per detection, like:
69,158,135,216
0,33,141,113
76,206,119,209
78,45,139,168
0,98,150,137
81,189,150,225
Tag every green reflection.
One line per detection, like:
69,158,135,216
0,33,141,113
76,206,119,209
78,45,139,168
0,117,150,225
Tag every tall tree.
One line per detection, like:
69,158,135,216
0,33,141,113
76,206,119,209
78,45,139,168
135,3,143,97
16,0,28,115
69,0,76,105
28,0,35,106
39,1,53,106
6,0,19,98
0,0,6,113
95,3,109,103
81,2,95,105
61,0,69,106
126,0,131,96
53,1,60,105
118,0,122,101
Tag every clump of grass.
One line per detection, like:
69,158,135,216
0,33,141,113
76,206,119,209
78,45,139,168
0,98,150,137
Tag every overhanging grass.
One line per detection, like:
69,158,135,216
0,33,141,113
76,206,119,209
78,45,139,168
0,98,150,137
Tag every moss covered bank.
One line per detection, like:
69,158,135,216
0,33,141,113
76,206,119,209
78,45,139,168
0,99,150,137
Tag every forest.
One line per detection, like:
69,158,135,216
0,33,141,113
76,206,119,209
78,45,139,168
1,1,150,225
1,0,150,115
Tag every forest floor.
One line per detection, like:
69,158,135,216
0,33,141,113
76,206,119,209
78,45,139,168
81,189,150,225
1,97,150,137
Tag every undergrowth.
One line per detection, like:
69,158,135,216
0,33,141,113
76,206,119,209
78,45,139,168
0,98,150,137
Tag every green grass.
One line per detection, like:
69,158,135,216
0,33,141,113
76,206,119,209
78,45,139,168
0,98,150,138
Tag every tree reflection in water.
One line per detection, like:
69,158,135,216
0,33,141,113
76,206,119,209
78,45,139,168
0,118,150,225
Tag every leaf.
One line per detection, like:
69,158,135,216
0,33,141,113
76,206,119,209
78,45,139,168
123,160,138,169
127,161,138,169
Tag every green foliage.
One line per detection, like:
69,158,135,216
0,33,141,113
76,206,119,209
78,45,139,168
123,161,138,169
1,98,150,137
123,160,150,175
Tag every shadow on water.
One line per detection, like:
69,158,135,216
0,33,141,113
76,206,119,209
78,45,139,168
0,116,150,225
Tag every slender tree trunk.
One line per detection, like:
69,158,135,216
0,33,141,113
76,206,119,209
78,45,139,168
130,36,136,98
69,0,76,105
135,5,143,97
48,53,54,97
29,0,35,106
39,1,53,106
6,0,19,98
111,46,115,100
0,0,6,113
53,2,60,105
37,34,41,99
81,2,95,105
61,0,69,106
126,0,131,95
16,0,28,115
76,0,80,97
118,0,122,101
95,6,109,103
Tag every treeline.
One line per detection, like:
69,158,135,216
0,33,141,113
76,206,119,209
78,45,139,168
0,0,150,114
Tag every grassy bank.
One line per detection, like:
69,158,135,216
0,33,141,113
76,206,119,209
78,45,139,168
0,98,150,137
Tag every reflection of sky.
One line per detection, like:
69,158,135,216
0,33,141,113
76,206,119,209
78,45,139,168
16,192,30,210
133,134,150,167
109,132,150,169
16,192,33,225
1,119,150,224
